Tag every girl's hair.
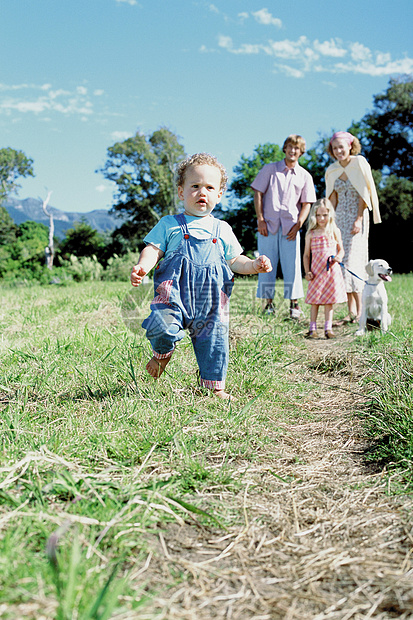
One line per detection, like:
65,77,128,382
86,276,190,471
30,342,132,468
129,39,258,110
306,198,340,240
176,153,228,192
327,134,361,158
283,134,306,155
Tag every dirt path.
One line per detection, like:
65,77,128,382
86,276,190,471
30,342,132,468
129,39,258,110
132,327,413,619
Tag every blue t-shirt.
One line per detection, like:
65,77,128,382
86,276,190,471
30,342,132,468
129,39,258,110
144,214,243,261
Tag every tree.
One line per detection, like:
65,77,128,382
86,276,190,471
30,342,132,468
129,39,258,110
98,127,186,247
0,205,17,245
229,143,285,202
220,144,284,252
301,135,331,198
0,221,50,278
0,147,34,203
368,173,413,273
353,75,413,181
42,191,55,269
349,76,413,272
223,143,313,253
59,220,106,259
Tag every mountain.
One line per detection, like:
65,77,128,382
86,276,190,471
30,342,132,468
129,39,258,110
3,197,123,239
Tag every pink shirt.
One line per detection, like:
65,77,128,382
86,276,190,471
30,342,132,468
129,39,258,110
251,160,316,235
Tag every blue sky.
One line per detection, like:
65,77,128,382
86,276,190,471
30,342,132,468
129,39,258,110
1,0,412,213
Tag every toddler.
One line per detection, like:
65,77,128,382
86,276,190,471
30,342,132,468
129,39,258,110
303,198,347,339
131,153,272,399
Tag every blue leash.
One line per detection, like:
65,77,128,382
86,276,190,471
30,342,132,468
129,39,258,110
326,256,373,285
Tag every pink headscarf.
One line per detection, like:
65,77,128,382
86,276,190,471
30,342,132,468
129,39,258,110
330,131,354,146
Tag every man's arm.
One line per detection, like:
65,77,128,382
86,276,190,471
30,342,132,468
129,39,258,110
286,202,311,240
254,190,268,237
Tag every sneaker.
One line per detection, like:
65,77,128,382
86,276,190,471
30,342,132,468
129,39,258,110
289,306,303,320
263,302,275,315
325,330,336,339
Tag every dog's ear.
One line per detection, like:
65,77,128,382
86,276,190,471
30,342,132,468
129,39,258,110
366,261,374,277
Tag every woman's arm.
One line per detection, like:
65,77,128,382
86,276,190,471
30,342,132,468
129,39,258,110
333,229,345,263
351,196,367,235
329,190,338,208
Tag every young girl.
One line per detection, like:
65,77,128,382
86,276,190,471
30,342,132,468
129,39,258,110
131,153,272,399
303,198,347,339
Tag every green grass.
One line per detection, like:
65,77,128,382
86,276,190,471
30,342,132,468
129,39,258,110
350,275,413,481
0,275,412,616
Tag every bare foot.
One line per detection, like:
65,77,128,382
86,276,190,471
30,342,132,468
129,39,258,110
335,314,356,326
146,355,171,378
213,389,236,401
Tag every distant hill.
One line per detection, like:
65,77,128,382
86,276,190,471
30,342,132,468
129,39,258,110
3,197,123,239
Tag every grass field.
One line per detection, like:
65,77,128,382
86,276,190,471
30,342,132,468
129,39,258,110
0,274,412,618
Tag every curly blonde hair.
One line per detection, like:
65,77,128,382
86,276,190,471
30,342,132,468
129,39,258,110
176,153,228,192
327,134,361,159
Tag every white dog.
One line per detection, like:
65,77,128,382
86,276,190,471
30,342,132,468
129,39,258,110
356,259,392,336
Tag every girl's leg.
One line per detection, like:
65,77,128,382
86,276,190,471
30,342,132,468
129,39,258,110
324,304,335,338
310,305,319,324
324,304,333,324
307,305,319,336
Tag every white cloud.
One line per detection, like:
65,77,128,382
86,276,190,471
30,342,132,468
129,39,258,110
218,35,233,51
350,42,372,62
115,0,139,5
111,131,133,141
0,83,103,117
314,38,347,58
233,43,264,55
215,29,413,79
275,64,305,79
252,8,282,28
96,184,110,193
334,55,413,76
268,37,307,59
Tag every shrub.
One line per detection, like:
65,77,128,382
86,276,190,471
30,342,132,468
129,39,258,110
102,251,141,282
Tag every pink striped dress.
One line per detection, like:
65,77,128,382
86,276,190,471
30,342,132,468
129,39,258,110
305,234,347,305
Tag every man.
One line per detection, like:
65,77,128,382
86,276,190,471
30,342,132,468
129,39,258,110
251,134,316,318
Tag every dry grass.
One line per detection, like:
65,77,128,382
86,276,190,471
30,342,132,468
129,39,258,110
110,325,413,620
1,282,412,619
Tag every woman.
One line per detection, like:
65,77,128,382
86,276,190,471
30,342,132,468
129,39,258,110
325,131,381,322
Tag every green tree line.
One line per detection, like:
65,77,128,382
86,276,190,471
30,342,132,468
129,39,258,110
1,77,412,282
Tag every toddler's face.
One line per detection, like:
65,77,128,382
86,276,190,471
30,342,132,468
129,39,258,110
178,164,223,217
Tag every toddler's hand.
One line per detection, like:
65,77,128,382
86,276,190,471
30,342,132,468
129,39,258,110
131,265,147,287
254,255,272,273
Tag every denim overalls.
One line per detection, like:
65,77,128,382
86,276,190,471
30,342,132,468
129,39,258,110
142,214,235,390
